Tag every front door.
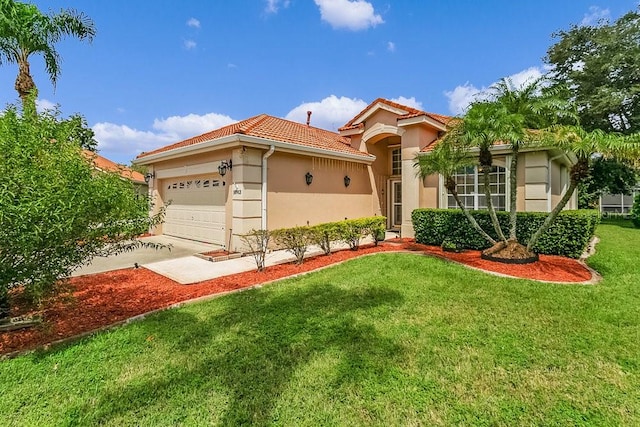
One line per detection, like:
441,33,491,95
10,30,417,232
390,180,402,229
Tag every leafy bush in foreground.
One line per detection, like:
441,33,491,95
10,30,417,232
0,106,164,318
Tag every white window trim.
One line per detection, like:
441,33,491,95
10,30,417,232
442,163,508,211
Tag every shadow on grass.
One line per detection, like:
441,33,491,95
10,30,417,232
67,282,405,425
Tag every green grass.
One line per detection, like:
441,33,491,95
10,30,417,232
1,222,639,426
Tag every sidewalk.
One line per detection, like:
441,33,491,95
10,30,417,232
143,231,400,285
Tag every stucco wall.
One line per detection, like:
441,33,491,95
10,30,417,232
419,174,440,208
267,152,377,229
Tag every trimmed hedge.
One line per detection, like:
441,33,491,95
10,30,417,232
271,226,312,264
270,216,387,265
336,216,386,250
411,209,600,258
632,193,640,228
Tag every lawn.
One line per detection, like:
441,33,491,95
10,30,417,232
1,222,639,426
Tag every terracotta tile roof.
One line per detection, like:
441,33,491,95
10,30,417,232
83,150,146,183
339,98,453,131
137,114,372,160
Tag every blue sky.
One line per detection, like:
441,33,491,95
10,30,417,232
0,0,636,164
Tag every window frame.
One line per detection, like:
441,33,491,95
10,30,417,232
446,165,508,211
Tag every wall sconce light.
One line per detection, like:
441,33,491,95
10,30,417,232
144,172,155,183
218,159,232,176
344,175,351,187
305,172,313,186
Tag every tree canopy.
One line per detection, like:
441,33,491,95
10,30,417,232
546,9,640,134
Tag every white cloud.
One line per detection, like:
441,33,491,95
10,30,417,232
387,41,395,52
152,112,237,137
581,6,610,26
285,95,368,130
35,98,56,112
93,112,237,163
314,0,384,31
507,66,544,88
186,17,200,28
444,66,545,115
444,83,482,115
265,0,290,14
184,40,197,50
389,96,422,110
227,63,237,69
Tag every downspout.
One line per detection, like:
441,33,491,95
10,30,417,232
261,145,275,230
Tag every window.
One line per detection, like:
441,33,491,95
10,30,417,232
447,166,507,210
391,148,401,175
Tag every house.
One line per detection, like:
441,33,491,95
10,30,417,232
83,150,148,197
599,187,639,215
134,98,576,250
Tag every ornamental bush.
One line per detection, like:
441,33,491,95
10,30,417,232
335,217,386,250
0,106,165,319
271,226,312,264
308,222,341,255
240,229,270,271
411,209,600,258
632,194,640,228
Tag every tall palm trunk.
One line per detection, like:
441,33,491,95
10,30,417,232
479,146,507,242
15,58,37,111
446,178,496,245
16,59,36,99
527,157,588,251
508,147,519,240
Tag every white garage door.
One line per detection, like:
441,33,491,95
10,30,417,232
163,175,226,245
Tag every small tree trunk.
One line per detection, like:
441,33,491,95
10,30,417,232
527,181,577,251
527,157,590,251
482,165,507,242
450,187,497,245
508,148,519,240
0,289,10,321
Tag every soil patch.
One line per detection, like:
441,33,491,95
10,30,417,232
1,242,593,356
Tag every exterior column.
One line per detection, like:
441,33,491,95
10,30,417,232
400,128,421,238
230,147,263,251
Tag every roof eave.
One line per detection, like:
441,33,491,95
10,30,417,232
397,115,447,131
134,134,375,165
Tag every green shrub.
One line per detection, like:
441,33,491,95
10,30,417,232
412,209,600,258
362,216,387,246
0,106,165,318
336,217,387,250
272,226,312,264
240,229,270,271
308,222,341,255
632,194,640,228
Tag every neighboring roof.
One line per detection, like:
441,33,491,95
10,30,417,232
136,114,373,160
339,98,453,131
83,150,146,184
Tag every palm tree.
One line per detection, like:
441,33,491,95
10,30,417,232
526,126,634,251
414,131,498,245
457,102,509,242
0,0,96,106
485,78,575,242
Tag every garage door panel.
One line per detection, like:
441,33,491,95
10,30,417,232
162,175,226,245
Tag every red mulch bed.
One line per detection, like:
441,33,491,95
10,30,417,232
0,242,592,356
405,243,592,282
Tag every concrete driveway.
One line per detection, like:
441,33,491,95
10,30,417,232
72,235,222,276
